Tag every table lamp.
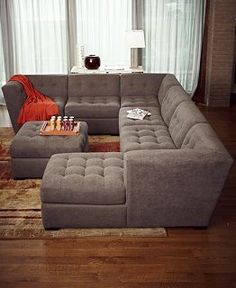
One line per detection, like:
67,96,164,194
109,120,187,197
126,30,145,69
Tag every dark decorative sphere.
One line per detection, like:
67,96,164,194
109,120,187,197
84,55,101,69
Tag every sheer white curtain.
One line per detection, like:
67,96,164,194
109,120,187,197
7,0,68,74
76,0,132,68
0,0,205,96
144,0,205,94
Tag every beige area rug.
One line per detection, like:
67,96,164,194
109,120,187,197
0,127,167,239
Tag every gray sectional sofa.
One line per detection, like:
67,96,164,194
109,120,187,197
2,73,233,228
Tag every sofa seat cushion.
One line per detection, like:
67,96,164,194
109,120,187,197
41,152,126,205
65,96,120,119
120,125,176,152
119,106,165,129
10,121,88,158
121,95,159,107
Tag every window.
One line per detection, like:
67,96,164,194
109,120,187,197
144,0,205,93
1,0,205,95
11,0,67,73
76,0,132,68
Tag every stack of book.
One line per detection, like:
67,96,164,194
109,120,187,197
126,108,151,120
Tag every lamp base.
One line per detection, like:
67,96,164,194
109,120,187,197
130,48,139,69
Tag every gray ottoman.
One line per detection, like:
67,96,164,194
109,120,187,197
40,152,126,228
10,121,89,179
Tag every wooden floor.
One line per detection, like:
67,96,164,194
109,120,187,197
0,106,236,288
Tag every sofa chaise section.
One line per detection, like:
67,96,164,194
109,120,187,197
125,121,233,227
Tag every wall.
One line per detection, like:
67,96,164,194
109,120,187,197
205,0,236,107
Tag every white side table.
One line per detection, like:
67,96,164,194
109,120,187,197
70,66,144,74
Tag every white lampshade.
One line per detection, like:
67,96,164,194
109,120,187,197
125,30,145,48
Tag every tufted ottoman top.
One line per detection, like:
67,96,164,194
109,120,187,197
41,152,126,205
11,121,88,158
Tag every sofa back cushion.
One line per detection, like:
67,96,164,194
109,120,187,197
68,74,120,97
27,75,68,115
161,85,190,125
27,75,68,101
158,74,181,105
181,123,229,154
120,74,165,98
168,101,207,148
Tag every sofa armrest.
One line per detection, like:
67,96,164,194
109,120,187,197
2,81,26,133
124,149,233,227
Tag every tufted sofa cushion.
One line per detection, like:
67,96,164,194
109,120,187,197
27,75,68,116
161,86,190,125
168,101,208,148
65,95,120,119
181,123,229,154
68,74,120,97
158,74,181,105
121,95,159,108
41,152,126,205
120,125,176,152
10,121,89,158
120,74,165,97
119,106,165,129
66,74,121,119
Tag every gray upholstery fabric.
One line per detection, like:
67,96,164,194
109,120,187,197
41,152,125,205
161,85,190,125
2,75,68,132
68,74,120,97
77,118,119,135
2,81,26,133
119,106,165,129
158,74,181,105
120,125,176,152
181,123,230,154
121,95,159,107
125,149,233,227
3,73,233,228
66,74,120,120
27,75,68,116
65,95,120,119
11,121,89,158
10,121,89,178
168,101,208,148
41,203,127,228
11,158,49,179
120,73,166,97
26,75,68,101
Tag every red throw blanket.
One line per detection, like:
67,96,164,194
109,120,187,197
9,74,59,126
